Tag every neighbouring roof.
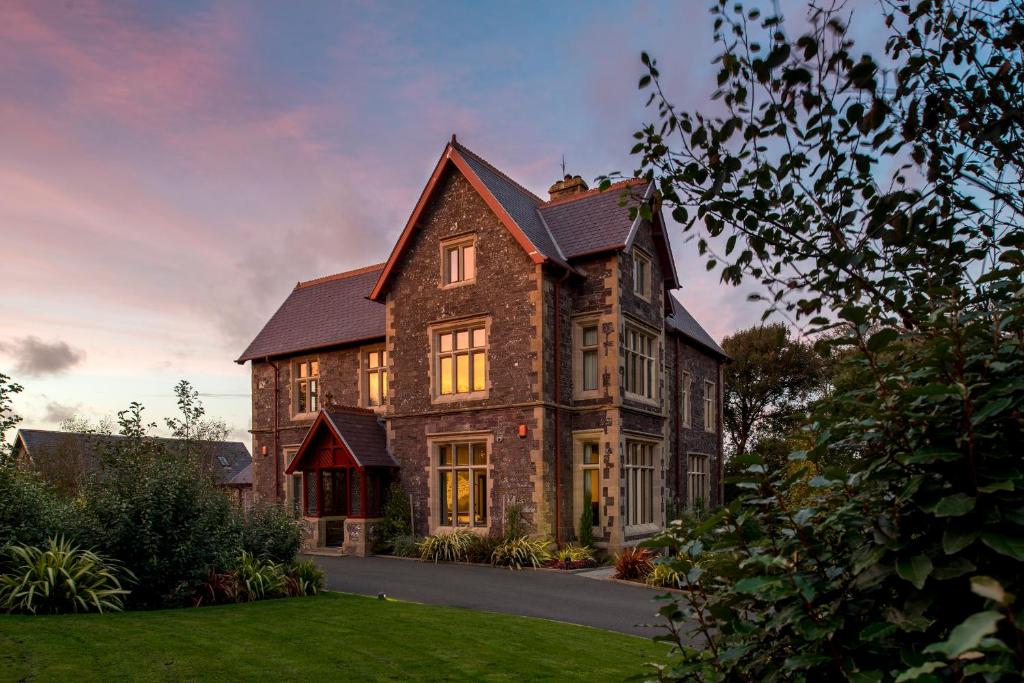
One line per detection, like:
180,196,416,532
666,292,728,359
236,264,385,363
14,429,252,486
227,462,252,486
285,408,398,473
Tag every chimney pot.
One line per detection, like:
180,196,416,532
548,173,589,201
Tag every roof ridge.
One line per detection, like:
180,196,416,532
326,405,377,416
453,142,545,205
541,178,649,208
296,263,386,290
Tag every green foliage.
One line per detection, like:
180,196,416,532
0,468,69,549
379,482,412,542
613,547,653,581
287,559,324,597
232,503,301,564
629,0,1024,678
389,534,422,558
0,537,132,614
503,500,527,540
578,495,595,548
164,379,228,443
418,529,477,563
77,431,236,608
465,534,501,564
0,373,23,468
490,536,551,570
234,551,285,601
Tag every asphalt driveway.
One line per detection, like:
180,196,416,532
309,555,676,637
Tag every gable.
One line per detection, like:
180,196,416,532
370,138,566,302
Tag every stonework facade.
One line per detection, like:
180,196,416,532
239,138,727,553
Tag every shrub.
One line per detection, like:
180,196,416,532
613,547,653,581
555,543,596,565
418,529,477,563
578,496,595,548
379,482,412,541
286,559,324,597
646,562,681,589
233,503,301,564
491,536,551,570
234,551,286,601
0,537,132,614
503,501,526,540
389,535,421,558
465,534,501,564
77,452,236,608
0,467,69,549
199,569,240,606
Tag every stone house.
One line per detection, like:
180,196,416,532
237,137,727,555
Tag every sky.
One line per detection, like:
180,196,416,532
0,0,885,447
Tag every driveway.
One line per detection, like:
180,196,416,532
309,555,678,637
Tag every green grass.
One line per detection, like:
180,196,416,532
0,592,666,681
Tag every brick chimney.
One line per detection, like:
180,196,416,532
548,174,589,201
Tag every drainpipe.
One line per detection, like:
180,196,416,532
266,356,281,503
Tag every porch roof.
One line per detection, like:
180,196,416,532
285,407,397,474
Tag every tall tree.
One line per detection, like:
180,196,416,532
721,323,823,461
627,0,1024,679
164,380,228,444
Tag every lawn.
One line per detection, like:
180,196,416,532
0,592,667,681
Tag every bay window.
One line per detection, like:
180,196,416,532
624,441,655,526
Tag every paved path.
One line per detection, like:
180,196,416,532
310,555,675,637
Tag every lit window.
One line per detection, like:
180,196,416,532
443,238,476,285
581,325,599,392
624,441,655,526
295,359,319,413
438,442,488,527
633,251,651,299
582,441,600,526
704,380,716,432
365,349,388,407
682,372,692,428
687,454,709,508
623,326,657,400
436,325,486,396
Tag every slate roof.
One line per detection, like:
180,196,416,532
540,179,651,258
236,264,385,362
453,142,569,266
666,292,728,359
324,408,397,469
14,429,252,486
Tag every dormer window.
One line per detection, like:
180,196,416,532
633,250,651,300
441,236,476,286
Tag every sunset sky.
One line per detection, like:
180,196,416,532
1,0,884,447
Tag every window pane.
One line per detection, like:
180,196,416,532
439,445,452,465
310,380,318,410
583,326,598,347
297,382,306,413
583,442,599,465
310,360,319,376
447,247,459,283
474,470,487,524
456,353,470,393
583,349,598,390
439,471,453,525
382,371,388,400
368,373,380,406
299,362,307,379
440,356,453,394
321,470,335,515
368,352,379,369
472,443,487,465
456,330,469,350
456,444,470,466
584,469,599,522
456,470,470,525
440,333,453,352
463,244,475,280
472,327,485,348
305,473,318,516
472,351,485,391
